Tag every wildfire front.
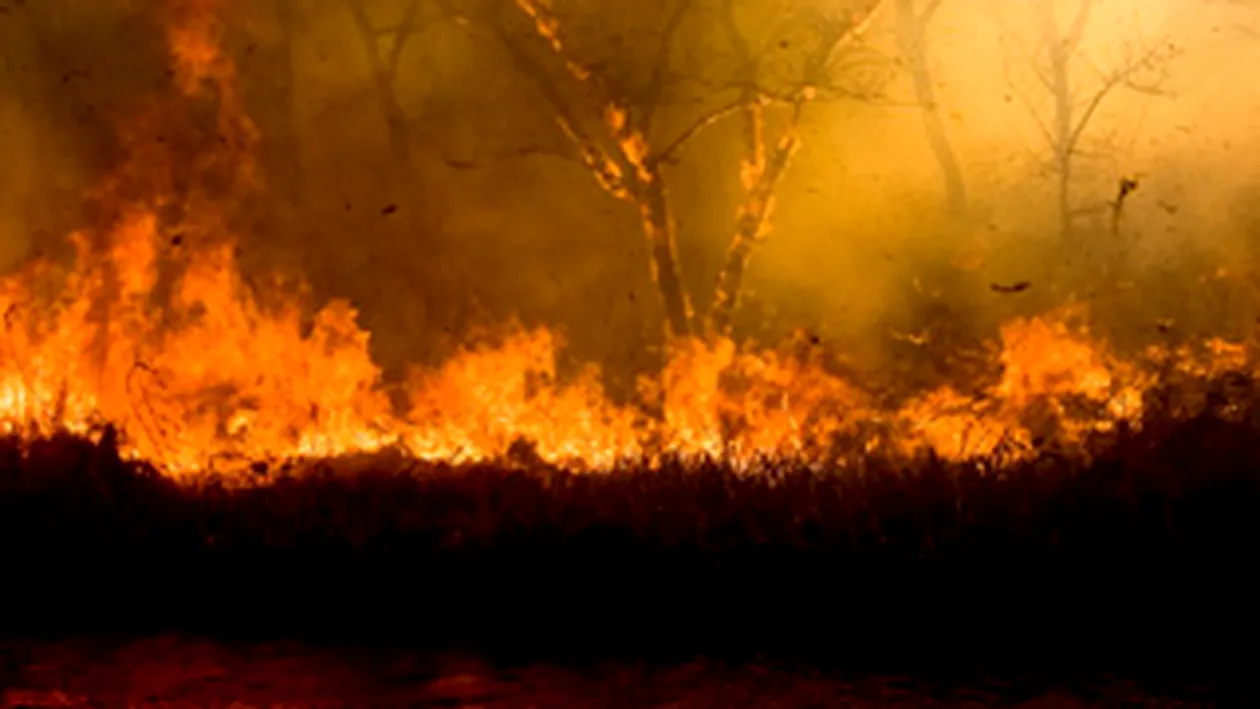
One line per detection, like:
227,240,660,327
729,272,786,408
1,0,1258,704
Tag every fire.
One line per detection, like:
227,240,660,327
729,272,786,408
167,0,239,100
897,311,1150,464
0,211,1173,478
0,1,1247,483
403,328,642,469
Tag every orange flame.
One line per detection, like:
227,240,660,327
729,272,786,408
897,311,1150,464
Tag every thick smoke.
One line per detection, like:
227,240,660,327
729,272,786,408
2,0,1259,388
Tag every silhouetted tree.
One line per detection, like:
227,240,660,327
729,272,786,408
998,0,1178,242
338,0,478,359
341,0,432,203
893,0,967,218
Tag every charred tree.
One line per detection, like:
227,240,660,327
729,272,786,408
708,0,885,336
707,93,802,337
469,0,699,339
457,0,886,341
893,0,967,218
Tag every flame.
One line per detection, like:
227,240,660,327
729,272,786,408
402,328,642,469
897,311,1150,464
0,0,1247,484
2,218,1179,479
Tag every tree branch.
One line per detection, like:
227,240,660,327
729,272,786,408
1001,47,1057,150
488,16,633,199
343,0,386,77
652,96,750,167
1016,41,1056,94
511,0,607,94
386,0,422,81
720,0,757,83
1064,0,1096,52
638,0,695,133
342,0,434,87
919,0,944,26
1065,40,1176,157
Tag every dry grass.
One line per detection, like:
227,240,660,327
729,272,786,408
2,376,1259,677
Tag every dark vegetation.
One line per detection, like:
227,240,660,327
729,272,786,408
3,377,1260,690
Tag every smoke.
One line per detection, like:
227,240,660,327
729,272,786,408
2,0,1259,388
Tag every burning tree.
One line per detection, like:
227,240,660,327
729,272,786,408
997,0,1179,241
439,0,887,341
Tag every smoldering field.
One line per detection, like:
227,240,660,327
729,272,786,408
3,0,1260,686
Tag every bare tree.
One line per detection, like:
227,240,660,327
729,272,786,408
341,0,438,201
893,0,967,218
446,0,886,340
339,0,474,357
999,0,1178,241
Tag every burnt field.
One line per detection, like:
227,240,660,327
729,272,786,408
2,392,1260,684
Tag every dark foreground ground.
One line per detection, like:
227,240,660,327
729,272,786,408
0,637,1231,706
3,401,1260,703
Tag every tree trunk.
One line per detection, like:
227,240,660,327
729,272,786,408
370,77,417,200
340,1,454,370
894,1,967,218
709,106,799,336
343,0,418,201
1057,152,1073,240
637,175,694,340
1043,1,1075,241
708,230,755,336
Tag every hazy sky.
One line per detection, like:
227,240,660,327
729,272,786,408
752,0,1260,338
